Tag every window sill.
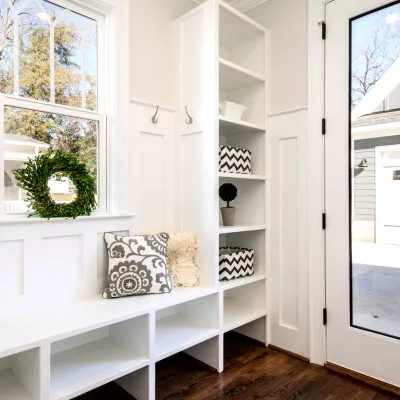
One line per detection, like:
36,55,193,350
0,213,136,225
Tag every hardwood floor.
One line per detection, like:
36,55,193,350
78,332,399,400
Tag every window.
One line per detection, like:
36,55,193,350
0,0,106,215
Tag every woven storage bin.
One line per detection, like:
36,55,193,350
219,247,254,281
219,145,252,175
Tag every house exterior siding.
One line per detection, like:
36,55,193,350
354,135,400,222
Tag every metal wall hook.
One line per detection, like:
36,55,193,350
185,106,193,125
151,106,159,124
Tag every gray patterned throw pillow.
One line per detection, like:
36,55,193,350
103,232,172,299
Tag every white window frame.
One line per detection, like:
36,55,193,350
0,0,112,218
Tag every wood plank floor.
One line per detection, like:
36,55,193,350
78,332,400,400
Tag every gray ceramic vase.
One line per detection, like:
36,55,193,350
221,207,235,226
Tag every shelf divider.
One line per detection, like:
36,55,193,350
219,172,266,181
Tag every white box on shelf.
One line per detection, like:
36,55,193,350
219,145,252,175
219,247,254,281
219,101,246,120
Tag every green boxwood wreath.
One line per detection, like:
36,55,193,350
14,150,97,219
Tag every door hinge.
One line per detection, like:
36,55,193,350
323,308,327,325
322,213,326,230
322,22,326,40
322,118,326,135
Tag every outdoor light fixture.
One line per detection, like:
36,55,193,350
358,159,368,168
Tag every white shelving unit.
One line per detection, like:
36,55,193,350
217,0,269,367
0,2,269,400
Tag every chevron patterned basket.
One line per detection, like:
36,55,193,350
219,145,252,175
219,247,254,281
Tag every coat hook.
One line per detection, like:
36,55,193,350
151,106,159,124
185,106,193,125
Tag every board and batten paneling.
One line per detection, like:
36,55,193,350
0,216,135,316
270,109,309,358
130,101,175,234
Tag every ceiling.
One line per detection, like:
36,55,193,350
192,0,269,13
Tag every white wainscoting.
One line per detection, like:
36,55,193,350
0,216,135,316
269,108,309,358
130,100,175,234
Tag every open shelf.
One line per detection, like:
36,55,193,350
220,273,267,291
219,172,266,181
223,281,267,332
219,229,267,289
155,295,219,361
219,1,267,47
0,348,41,400
50,315,149,400
219,224,266,234
220,129,266,175
220,58,265,92
219,115,266,136
219,178,265,226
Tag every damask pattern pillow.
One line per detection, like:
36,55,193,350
103,232,172,299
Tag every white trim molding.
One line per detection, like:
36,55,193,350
308,0,328,366
101,0,131,215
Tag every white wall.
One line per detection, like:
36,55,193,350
130,0,197,108
246,0,308,114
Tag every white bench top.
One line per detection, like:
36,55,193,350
0,286,217,358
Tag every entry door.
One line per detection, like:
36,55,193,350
326,0,400,387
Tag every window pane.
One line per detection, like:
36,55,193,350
4,106,98,214
19,2,51,102
0,0,98,110
0,0,18,95
351,2,400,338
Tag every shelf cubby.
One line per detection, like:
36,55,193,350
219,229,267,289
155,294,219,361
220,82,266,127
219,178,265,227
220,129,266,175
223,280,267,332
50,315,149,400
0,348,41,400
